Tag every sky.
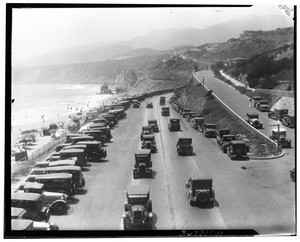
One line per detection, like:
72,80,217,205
11,4,294,62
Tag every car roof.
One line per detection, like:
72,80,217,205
92,118,106,122
127,185,150,195
11,207,27,216
77,141,101,145
36,173,72,179
46,165,81,171
170,118,179,121
83,130,103,133
206,123,216,126
66,133,87,137
48,160,76,167
194,117,203,120
148,119,157,122
91,127,109,130
272,128,286,132
60,149,85,154
12,192,42,201
135,149,151,155
223,134,235,138
178,137,192,140
70,136,94,140
142,134,154,138
230,140,246,145
11,219,33,230
247,113,259,116
23,182,44,190
190,172,212,181
62,145,87,150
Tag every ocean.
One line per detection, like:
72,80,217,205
11,84,114,145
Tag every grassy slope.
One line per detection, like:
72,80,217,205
175,81,277,157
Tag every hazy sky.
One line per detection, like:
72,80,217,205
12,5,293,61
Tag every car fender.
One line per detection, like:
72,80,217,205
49,199,68,210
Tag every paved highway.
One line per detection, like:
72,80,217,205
49,94,295,234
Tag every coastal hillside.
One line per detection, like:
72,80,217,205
185,27,294,62
12,54,171,85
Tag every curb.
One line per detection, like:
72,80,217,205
249,151,285,160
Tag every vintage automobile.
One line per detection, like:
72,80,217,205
246,113,263,129
34,160,51,168
11,217,59,231
176,138,193,156
219,134,236,153
29,168,47,176
161,107,170,116
116,100,131,110
60,149,86,167
123,185,153,230
186,112,197,122
45,152,61,162
101,113,118,126
89,126,112,143
11,193,51,222
185,172,215,206
148,119,159,132
107,109,123,120
251,96,262,107
46,166,85,189
168,118,181,131
11,219,34,230
181,108,191,118
146,101,153,108
190,117,204,131
227,140,249,160
111,108,127,119
88,122,109,130
82,130,107,143
268,108,289,121
216,129,230,145
70,135,94,145
22,182,69,215
55,143,73,152
65,133,90,144
269,128,291,148
133,149,152,179
159,96,166,105
290,168,296,182
48,159,77,167
62,144,88,159
141,135,156,153
282,115,295,128
140,126,153,140
204,123,217,138
35,173,76,197
77,140,107,161
256,100,270,112
132,99,140,108
92,117,113,128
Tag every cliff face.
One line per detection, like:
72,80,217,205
115,69,138,92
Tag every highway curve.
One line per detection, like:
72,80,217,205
49,94,295,235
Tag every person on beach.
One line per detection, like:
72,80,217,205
249,98,252,107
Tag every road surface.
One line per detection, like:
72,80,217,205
48,94,295,235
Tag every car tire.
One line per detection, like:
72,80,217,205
91,152,98,162
53,202,68,215
133,173,137,179
189,200,194,206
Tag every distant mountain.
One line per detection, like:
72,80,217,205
16,14,293,67
123,14,293,50
21,44,132,66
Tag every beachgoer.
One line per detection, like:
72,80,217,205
249,98,252,107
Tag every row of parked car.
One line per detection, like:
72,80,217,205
169,95,249,161
11,98,135,231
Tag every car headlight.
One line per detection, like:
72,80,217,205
148,212,153,218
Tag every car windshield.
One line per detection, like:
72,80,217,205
128,197,148,205
206,124,216,129
171,120,179,124
142,127,151,132
179,139,192,145
143,137,154,142
223,136,235,141
136,155,149,162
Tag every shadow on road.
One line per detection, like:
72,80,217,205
76,189,88,196
89,158,109,163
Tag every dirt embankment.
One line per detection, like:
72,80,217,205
174,81,277,157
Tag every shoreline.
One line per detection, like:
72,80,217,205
11,94,117,150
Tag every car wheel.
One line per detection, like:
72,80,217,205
290,170,296,182
91,152,98,162
189,200,194,206
53,202,68,215
133,173,137,179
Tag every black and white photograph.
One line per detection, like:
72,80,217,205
3,1,297,238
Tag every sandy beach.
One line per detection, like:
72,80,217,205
11,84,117,149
